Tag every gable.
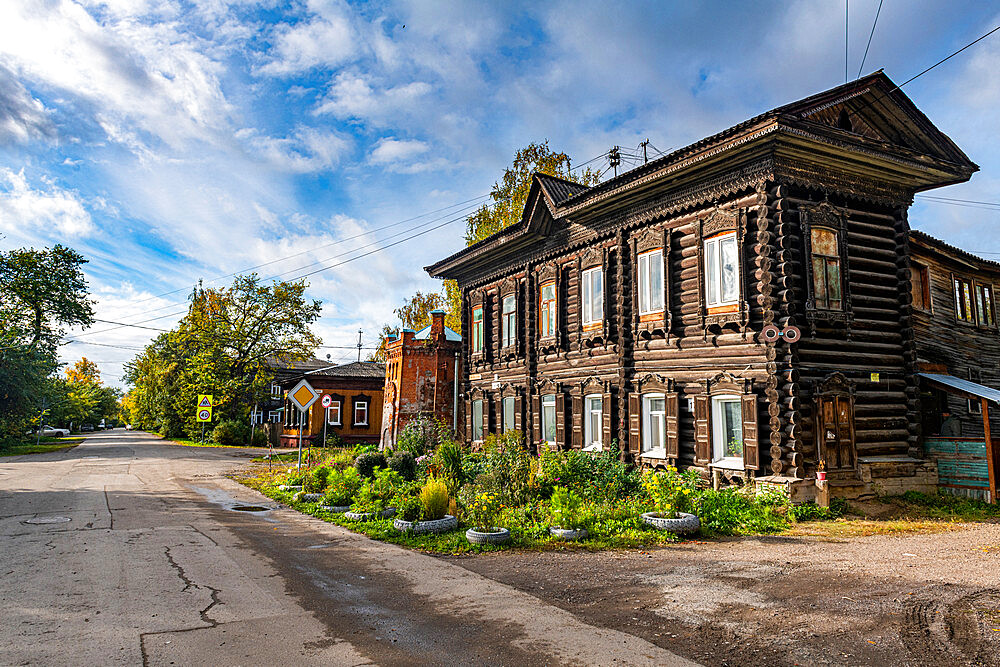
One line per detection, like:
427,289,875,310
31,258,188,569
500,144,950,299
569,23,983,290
789,74,974,168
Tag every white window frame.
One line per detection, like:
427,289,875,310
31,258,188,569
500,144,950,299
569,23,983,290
583,394,603,452
704,232,740,308
353,400,368,427
502,396,515,433
471,399,484,441
541,394,556,445
270,383,282,399
502,294,516,347
711,394,744,469
642,393,666,458
637,249,664,315
327,401,342,426
540,282,557,338
581,267,603,326
268,410,281,423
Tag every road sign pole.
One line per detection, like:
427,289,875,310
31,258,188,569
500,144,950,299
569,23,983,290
201,422,205,444
296,408,304,471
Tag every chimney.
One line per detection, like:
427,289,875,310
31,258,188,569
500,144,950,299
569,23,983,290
430,309,445,337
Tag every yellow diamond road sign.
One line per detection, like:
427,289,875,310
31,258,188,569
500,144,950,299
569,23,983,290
197,395,213,408
288,379,320,412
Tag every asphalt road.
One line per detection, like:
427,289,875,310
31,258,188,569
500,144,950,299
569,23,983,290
0,429,693,666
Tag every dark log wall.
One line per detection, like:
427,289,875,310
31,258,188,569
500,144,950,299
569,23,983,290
776,184,914,474
911,243,1000,439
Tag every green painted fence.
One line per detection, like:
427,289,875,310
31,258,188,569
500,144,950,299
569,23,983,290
924,438,992,501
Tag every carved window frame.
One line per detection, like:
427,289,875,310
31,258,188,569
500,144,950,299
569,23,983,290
800,200,853,330
536,263,560,352
499,277,518,358
579,246,610,347
469,290,486,362
695,207,748,336
632,226,671,341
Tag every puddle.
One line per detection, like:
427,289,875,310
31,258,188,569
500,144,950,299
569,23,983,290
231,505,270,512
24,516,72,524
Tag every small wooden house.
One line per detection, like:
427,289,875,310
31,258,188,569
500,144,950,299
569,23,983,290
427,72,979,500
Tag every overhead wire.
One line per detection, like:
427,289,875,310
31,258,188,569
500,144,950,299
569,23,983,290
856,0,884,79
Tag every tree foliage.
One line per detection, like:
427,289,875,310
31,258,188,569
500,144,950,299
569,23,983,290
370,290,446,362
124,274,322,438
464,140,601,245
0,245,95,445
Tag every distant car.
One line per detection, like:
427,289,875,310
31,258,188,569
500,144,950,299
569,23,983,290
125,424,133,431
40,426,70,437
81,424,95,432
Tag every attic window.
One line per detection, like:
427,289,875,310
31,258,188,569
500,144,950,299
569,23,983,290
837,109,853,132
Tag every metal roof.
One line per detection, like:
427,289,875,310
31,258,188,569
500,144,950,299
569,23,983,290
918,373,1000,405
413,324,461,342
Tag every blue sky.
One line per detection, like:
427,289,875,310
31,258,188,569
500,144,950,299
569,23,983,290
1,0,998,387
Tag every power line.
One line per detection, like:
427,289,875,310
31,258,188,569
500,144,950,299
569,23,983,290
917,194,1000,209
894,24,1000,91
857,0,884,79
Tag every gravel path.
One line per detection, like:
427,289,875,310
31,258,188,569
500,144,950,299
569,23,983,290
450,522,1000,666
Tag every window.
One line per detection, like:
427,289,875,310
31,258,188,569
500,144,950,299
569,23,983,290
472,306,484,352
501,294,516,347
810,228,842,310
541,394,556,444
503,396,515,433
969,368,983,415
584,394,603,451
540,282,557,337
637,249,664,315
642,393,666,456
268,410,281,423
704,233,740,309
976,284,995,327
327,401,341,425
270,384,282,399
911,263,931,311
712,395,743,468
581,267,603,327
954,277,974,323
353,399,368,426
471,399,484,441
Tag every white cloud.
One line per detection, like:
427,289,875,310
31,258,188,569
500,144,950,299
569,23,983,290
257,1,358,76
314,72,432,122
238,125,351,174
369,137,428,165
0,168,95,238
0,64,54,144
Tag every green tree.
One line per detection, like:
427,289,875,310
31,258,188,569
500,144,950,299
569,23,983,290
124,274,322,438
464,140,601,244
0,245,94,445
371,290,448,362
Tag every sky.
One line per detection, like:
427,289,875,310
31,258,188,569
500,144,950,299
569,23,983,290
1,0,999,388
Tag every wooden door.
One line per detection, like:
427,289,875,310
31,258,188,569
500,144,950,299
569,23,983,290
817,395,856,471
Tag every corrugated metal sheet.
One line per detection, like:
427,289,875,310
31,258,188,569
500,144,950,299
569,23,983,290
918,373,1000,405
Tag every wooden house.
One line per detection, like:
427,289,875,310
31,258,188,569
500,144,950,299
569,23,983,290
276,361,385,448
427,72,979,500
380,310,462,447
910,231,1000,501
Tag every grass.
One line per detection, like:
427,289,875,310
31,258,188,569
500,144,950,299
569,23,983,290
165,437,281,450
0,437,84,457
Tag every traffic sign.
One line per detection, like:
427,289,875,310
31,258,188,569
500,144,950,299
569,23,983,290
321,394,332,408
198,394,214,408
196,407,213,422
288,379,320,412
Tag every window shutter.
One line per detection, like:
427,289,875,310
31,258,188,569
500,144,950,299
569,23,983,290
532,394,541,445
665,392,680,458
465,398,473,442
628,392,641,456
694,395,711,464
481,394,490,440
571,395,583,449
555,392,566,450
514,395,523,432
742,393,759,470
495,395,503,435
602,392,613,447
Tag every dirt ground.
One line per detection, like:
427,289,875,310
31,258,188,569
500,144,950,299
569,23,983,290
447,521,1000,666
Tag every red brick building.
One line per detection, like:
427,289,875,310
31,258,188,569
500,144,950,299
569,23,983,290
380,310,462,446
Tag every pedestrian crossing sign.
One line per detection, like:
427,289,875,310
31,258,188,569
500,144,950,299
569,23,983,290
198,395,213,408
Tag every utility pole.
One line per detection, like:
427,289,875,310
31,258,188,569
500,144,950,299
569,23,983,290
640,139,650,164
609,146,621,178
357,328,363,362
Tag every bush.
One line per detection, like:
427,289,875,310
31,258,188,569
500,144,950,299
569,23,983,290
479,431,536,506
537,443,642,502
461,488,503,531
210,419,248,446
329,450,355,470
396,415,451,457
304,466,331,493
322,467,362,506
420,478,450,520
549,486,586,530
433,438,464,494
696,488,790,535
399,496,423,522
325,432,344,448
355,451,387,478
641,467,699,517
388,450,417,481
352,468,405,513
